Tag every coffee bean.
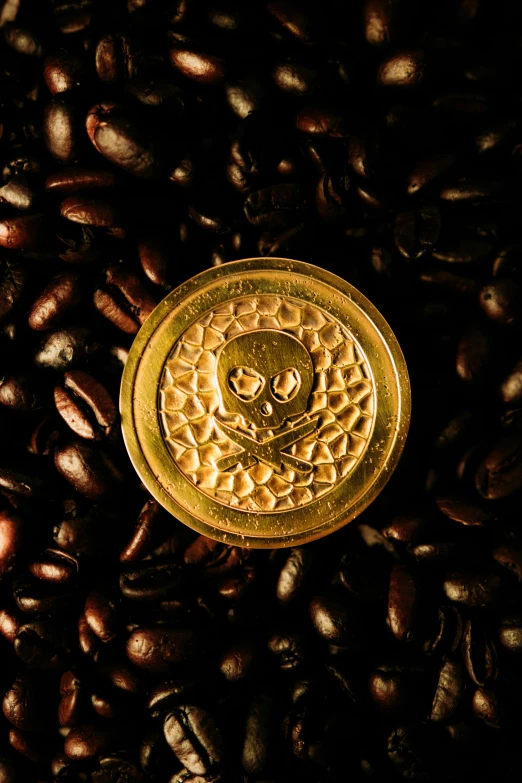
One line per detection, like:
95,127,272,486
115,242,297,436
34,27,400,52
44,49,90,95
88,105,165,179
377,50,425,87
309,589,366,650
462,618,497,686
46,167,117,193
479,279,522,326
476,434,522,500
15,619,74,670
54,440,122,500
34,327,100,370
0,214,47,249
0,374,40,411
137,235,173,289
443,572,504,608
369,666,424,718
363,0,401,46
54,370,116,440
29,548,78,584
455,321,493,384
3,24,43,57
43,93,82,164
3,673,54,732
273,62,321,95
244,183,308,228
28,271,84,331
241,688,276,774
295,105,349,137
93,264,156,334
431,658,464,723
472,686,506,728
388,564,420,642
164,705,224,775
60,194,121,227
126,626,198,671
169,40,225,86
406,153,457,195
0,260,25,324
498,615,522,653
394,207,441,259
64,722,119,760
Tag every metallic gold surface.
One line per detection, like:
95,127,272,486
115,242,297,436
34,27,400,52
120,257,411,547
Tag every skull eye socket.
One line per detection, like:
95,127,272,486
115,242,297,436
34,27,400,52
228,366,265,401
270,368,301,402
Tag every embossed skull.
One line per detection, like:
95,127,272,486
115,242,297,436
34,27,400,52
217,329,314,430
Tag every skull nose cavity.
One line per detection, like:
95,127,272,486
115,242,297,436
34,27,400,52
260,402,273,417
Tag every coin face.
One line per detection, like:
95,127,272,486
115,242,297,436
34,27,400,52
121,258,411,547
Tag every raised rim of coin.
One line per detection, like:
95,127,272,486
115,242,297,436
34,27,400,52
120,257,411,547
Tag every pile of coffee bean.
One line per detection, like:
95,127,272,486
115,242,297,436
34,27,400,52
1,0,522,780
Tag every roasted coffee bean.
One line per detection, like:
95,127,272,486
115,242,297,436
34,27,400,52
60,194,121,227
0,214,47,249
432,238,493,265
44,49,89,95
424,605,462,656
455,321,493,384
43,93,82,164
369,665,425,718
498,615,522,653
363,0,402,46
500,359,522,404
28,270,84,331
137,235,173,289
0,509,23,578
3,673,54,732
309,589,366,651
14,619,74,670
436,493,493,527
462,619,497,686
64,722,120,760
45,167,117,193
241,687,276,774
169,39,226,85
272,61,321,95
54,440,122,500
475,434,522,500
54,370,116,440
0,374,39,411
388,564,421,642
394,207,440,259
0,260,25,324
93,264,156,334
406,153,457,194
443,572,504,608
34,327,100,370
29,548,78,583
472,686,506,728
295,105,349,137
479,279,522,326
431,658,464,723
126,626,198,671
244,183,308,228
163,705,224,775
120,498,168,562
120,560,183,602
377,50,425,87
87,104,165,179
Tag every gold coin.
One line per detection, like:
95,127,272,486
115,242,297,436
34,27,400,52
120,257,410,547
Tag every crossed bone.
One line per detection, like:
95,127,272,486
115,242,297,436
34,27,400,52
215,417,319,473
